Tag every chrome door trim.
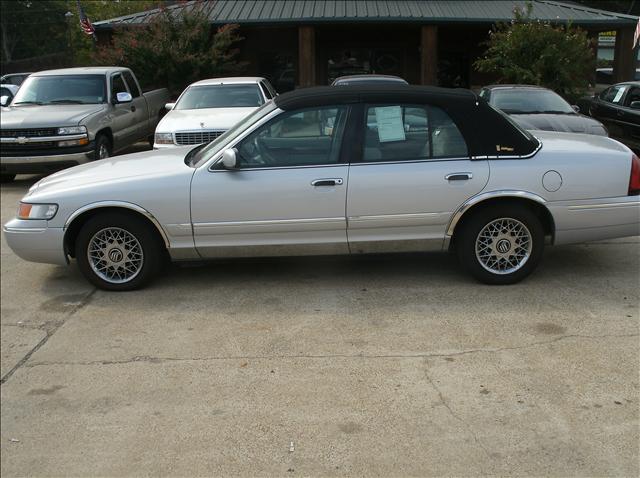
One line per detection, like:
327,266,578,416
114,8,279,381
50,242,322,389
470,139,542,160
211,163,347,173
445,172,473,181
311,178,343,186
193,217,345,235
348,212,450,229
64,201,170,248
446,190,548,236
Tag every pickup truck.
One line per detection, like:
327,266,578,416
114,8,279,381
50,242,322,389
0,66,169,182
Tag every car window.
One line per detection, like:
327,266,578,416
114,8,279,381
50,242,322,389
490,89,573,114
111,74,128,99
600,85,628,104
363,104,468,162
11,74,106,105
122,71,141,98
623,87,640,107
259,81,273,100
236,106,348,168
176,84,264,109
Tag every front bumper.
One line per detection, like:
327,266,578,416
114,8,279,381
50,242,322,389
3,218,67,265
1,145,94,174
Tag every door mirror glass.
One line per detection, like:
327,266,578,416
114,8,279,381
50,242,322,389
165,102,176,111
221,148,238,169
115,91,132,103
0,95,9,107
571,104,580,113
630,101,640,110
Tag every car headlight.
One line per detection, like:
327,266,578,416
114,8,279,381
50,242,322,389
154,132,174,145
17,202,58,220
57,126,87,135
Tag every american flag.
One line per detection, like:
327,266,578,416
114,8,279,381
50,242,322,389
77,0,95,36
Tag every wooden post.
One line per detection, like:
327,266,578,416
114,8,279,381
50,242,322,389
612,27,635,83
420,25,438,85
298,25,316,88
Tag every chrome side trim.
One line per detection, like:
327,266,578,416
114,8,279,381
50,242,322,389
348,212,450,229
63,201,170,248
567,202,638,210
446,190,548,236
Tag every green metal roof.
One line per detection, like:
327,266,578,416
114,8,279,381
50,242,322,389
94,0,639,29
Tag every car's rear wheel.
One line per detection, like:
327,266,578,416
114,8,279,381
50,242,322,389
0,173,16,183
456,205,544,285
75,212,163,291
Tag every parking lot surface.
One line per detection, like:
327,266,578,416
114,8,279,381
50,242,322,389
1,164,639,476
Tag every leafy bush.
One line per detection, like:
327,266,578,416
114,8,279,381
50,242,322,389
94,6,246,95
474,2,595,101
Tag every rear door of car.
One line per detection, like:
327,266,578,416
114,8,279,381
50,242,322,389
346,103,489,253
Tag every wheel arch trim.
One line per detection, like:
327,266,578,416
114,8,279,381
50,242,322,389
446,190,549,237
63,201,170,249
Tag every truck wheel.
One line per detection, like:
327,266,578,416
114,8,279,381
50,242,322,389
1,174,16,183
93,134,112,160
456,205,544,285
75,212,163,291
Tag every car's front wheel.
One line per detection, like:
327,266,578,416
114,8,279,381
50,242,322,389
93,134,112,161
75,212,163,291
456,205,544,285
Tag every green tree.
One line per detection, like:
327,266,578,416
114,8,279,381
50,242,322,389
92,6,245,95
474,3,595,101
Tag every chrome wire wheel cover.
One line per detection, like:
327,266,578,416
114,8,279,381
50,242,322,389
87,227,144,284
475,218,532,275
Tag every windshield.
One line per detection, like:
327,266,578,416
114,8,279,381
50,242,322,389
11,75,106,105
490,88,574,114
176,84,264,110
188,101,277,167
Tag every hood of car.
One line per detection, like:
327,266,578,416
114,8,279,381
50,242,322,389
0,104,107,129
510,113,607,136
27,146,195,201
156,107,258,133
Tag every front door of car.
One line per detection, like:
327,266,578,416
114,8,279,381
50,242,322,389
109,73,138,149
346,104,489,253
190,105,351,257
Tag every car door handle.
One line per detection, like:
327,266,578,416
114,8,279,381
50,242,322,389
311,178,343,187
445,172,473,181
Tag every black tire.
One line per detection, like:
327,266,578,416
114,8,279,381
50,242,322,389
1,174,16,183
75,212,164,291
147,135,155,148
93,134,112,161
456,204,544,285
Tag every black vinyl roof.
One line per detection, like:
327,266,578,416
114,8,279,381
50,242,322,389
274,85,477,109
274,85,539,158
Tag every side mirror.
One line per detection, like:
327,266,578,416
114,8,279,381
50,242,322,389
165,102,176,111
630,101,640,110
221,148,238,169
0,95,9,107
115,92,132,104
571,105,580,113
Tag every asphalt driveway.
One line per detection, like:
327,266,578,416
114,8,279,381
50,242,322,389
1,168,638,476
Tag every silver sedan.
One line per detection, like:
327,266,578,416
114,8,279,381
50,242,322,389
4,85,640,290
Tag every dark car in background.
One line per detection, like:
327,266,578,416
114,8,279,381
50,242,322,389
581,82,640,153
479,85,608,136
0,72,31,87
331,74,408,86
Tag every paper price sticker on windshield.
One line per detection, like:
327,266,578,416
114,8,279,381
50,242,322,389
374,106,406,143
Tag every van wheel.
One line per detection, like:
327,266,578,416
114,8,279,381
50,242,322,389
456,205,544,285
93,134,112,160
75,212,163,291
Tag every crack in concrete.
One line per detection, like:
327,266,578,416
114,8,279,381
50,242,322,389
0,289,97,385
22,332,639,368
423,357,491,466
